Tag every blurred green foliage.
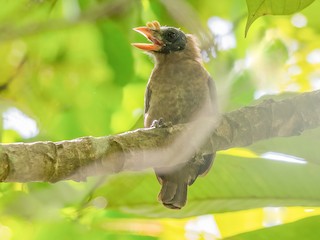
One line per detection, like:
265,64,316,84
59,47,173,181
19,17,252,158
1,0,320,239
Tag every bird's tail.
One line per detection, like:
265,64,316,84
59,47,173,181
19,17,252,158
156,154,215,209
158,178,188,209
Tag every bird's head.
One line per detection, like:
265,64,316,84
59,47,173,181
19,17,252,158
132,21,187,54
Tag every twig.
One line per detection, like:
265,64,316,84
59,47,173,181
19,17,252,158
0,55,28,91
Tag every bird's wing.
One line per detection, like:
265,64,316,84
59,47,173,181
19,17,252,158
196,75,217,177
144,84,152,114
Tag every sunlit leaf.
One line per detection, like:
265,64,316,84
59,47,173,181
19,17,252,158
225,215,320,239
215,207,320,238
245,0,315,35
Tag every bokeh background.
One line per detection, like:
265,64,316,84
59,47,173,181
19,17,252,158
1,0,320,239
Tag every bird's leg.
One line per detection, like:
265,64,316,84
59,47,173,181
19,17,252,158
193,152,204,163
182,153,202,186
151,118,173,128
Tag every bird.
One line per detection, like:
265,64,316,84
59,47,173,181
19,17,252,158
132,21,217,209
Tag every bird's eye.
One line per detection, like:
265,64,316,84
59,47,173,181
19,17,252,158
165,31,177,41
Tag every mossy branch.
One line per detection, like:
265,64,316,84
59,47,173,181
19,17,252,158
1,90,319,183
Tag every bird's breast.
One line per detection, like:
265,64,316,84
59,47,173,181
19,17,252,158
145,61,212,127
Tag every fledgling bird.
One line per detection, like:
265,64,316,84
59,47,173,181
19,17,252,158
132,21,217,209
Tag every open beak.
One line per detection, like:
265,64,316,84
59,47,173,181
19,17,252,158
132,27,163,51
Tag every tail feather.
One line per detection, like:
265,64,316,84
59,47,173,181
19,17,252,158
156,153,215,209
158,179,187,209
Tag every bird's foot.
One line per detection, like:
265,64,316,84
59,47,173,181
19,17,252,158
151,118,172,128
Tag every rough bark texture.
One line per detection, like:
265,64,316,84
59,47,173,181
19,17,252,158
1,90,319,183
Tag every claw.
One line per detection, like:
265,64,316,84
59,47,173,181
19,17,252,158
151,118,172,128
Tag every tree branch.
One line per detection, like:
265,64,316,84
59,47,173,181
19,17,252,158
1,90,319,183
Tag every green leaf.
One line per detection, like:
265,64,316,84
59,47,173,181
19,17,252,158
245,0,315,36
33,221,110,240
225,215,320,239
95,153,320,218
98,21,134,86
250,127,320,165
227,71,255,111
